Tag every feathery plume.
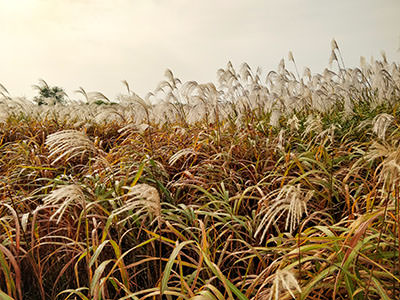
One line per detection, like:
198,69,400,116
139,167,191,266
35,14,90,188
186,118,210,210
366,141,400,193
255,184,312,241
113,184,161,222
278,58,285,74
261,269,302,300
302,114,322,137
303,67,312,81
45,130,104,165
37,184,86,224
331,39,339,51
169,148,199,166
287,114,300,131
288,51,294,63
372,113,393,140
329,50,338,66
269,109,281,127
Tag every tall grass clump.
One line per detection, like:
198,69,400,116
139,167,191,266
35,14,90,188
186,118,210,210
0,41,399,299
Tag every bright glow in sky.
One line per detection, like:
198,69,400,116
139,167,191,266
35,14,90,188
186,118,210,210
0,0,399,100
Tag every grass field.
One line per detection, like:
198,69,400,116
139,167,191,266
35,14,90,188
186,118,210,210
0,45,400,299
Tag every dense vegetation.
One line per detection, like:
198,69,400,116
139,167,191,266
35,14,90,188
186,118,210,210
0,43,399,299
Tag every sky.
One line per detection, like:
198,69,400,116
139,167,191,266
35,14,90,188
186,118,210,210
0,0,399,100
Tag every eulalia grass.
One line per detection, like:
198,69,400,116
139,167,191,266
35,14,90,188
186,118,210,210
0,41,399,299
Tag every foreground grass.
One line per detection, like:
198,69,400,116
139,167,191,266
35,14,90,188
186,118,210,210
0,46,400,299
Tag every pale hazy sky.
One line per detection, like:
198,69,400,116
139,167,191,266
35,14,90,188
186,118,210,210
1,0,399,100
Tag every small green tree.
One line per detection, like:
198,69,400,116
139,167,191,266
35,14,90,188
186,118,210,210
33,79,67,105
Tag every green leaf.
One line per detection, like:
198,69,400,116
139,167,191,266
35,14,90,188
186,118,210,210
0,289,14,300
161,241,194,294
301,265,338,300
89,240,109,268
371,277,391,300
90,259,113,297
130,160,145,187
202,250,249,300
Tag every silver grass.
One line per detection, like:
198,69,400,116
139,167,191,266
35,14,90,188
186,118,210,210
288,51,294,63
261,269,301,300
315,123,339,145
0,83,11,100
164,69,182,88
36,184,86,224
331,39,339,51
113,184,161,222
288,51,301,80
118,123,149,135
372,113,393,140
1,46,400,131
121,79,132,95
186,103,208,124
0,83,9,94
381,50,388,64
0,110,8,123
287,114,300,131
302,114,322,137
240,62,253,82
360,56,368,71
276,129,285,152
278,58,285,74
94,107,125,124
329,50,338,66
255,184,312,241
366,141,400,193
323,68,337,80
303,67,312,81
169,148,199,166
269,109,281,127
87,91,110,104
75,87,89,103
45,130,105,165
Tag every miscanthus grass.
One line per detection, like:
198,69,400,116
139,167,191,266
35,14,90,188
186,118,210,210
0,41,399,299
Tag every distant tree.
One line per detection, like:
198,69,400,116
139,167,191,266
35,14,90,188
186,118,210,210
33,79,67,105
